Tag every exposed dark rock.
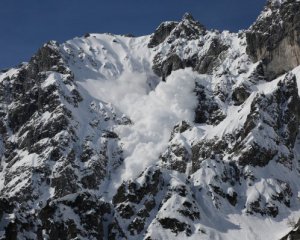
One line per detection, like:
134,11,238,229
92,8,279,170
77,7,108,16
153,54,184,81
152,37,228,81
178,201,200,220
246,0,300,79
145,198,156,212
191,138,228,173
148,21,178,48
113,168,162,205
236,72,300,167
51,167,79,197
151,13,213,80
161,127,191,173
117,203,135,219
5,222,18,240
128,217,145,235
194,38,228,74
170,13,206,42
232,85,251,105
246,197,279,217
280,219,300,240
194,82,226,125
37,192,112,240
169,121,191,140
108,219,126,240
190,72,300,171
112,168,165,237
238,143,278,167
158,217,192,236
226,192,238,206
102,130,119,139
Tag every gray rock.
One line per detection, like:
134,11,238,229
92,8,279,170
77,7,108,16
195,38,228,74
232,85,251,105
148,21,178,48
158,217,192,236
194,82,226,125
246,0,300,80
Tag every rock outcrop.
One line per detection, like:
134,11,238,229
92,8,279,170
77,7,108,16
246,0,300,79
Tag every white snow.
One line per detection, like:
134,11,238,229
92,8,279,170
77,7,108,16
112,69,197,184
61,34,198,195
56,29,300,240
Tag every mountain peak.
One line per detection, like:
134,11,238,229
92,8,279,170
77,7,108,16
180,12,205,30
267,0,286,6
182,12,195,21
148,12,206,48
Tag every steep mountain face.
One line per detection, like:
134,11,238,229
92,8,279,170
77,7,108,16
1,1,300,239
246,0,300,80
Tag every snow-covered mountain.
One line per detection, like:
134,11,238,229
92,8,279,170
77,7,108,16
1,0,300,239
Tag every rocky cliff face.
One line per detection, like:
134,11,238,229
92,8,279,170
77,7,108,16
1,1,300,240
246,0,300,80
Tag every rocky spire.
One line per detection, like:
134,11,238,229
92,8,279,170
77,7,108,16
182,12,196,21
267,0,287,7
148,12,206,48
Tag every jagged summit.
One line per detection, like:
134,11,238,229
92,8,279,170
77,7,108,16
174,12,206,37
181,12,204,27
182,12,195,21
148,12,205,48
267,0,289,7
1,0,300,239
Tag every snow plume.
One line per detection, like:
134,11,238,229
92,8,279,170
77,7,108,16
81,68,197,192
114,69,197,180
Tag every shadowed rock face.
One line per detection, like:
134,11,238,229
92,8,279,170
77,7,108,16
148,22,179,48
36,192,112,240
246,0,300,80
232,85,251,106
150,14,229,128
170,13,206,41
148,13,206,49
280,219,300,240
151,29,227,81
150,13,221,81
194,38,228,75
194,82,225,125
